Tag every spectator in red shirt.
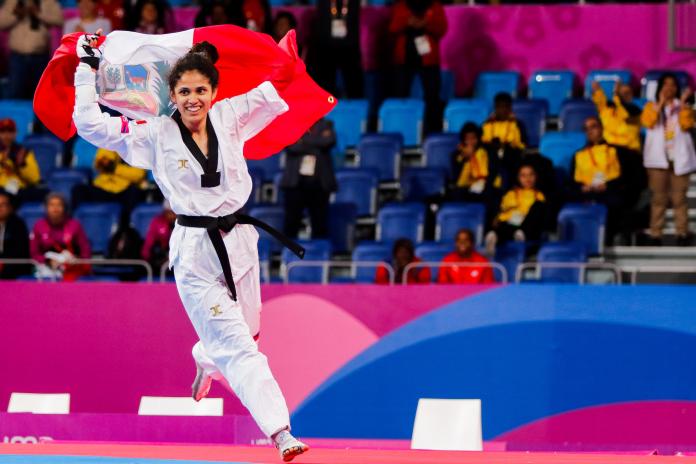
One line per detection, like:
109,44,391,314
30,192,91,281
437,228,494,284
141,200,176,272
375,238,430,285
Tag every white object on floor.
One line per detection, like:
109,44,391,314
411,398,482,451
8,393,70,414
138,396,223,416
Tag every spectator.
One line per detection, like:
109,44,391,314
310,0,362,99
484,163,546,256
98,0,125,31
272,11,297,44
437,228,494,284
72,148,146,225
141,200,175,273
30,192,91,281
570,116,624,244
375,238,430,284
447,122,499,203
0,0,63,99
280,118,337,239
63,0,111,35
195,0,233,27
0,118,44,203
132,0,169,34
389,0,447,135
0,190,30,279
641,74,696,246
482,92,525,190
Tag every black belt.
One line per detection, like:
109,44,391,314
177,212,305,301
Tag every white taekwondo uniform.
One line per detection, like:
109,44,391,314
73,62,291,437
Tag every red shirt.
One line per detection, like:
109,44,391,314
375,257,431,284
141,213,173,262
437,251,495,284
389,0,448,67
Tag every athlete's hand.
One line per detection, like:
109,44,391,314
77,29,103,70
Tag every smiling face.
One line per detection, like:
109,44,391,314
170,70,217,129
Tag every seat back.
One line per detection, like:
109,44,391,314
474,71,520,106
325,99,369,156
282,239,331,283
246,154,284,183
443,99,489,132
401,167,447,202
72,137,99,172
539,131,587,173
423,133,459,173
415,241,452,281
327,202,357,253
512,99,548,148
378,98,425,146
352,241,391,283
24,134,64,181
0,100,34,142
130,203,164,238
536,241,587,283
334,168,379,216
17,202,45,232
47,169,89,203
356,133,402,182
558,99,598,132
74,202,122,253
435,203,486,246
376,202,425,244
558,203,608,255
528,70,575,116
411,398,482,451
584,69,632,98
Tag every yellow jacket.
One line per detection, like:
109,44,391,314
592,88,641,152
0,147,40,189
482,119,525,150
573,143,621,187
497,187,545,223
454,147,489,188
640,101,694,131
93,149,146,194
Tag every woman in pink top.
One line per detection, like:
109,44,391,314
30,193,91,280
141,201,176,271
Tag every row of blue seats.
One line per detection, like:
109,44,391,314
277,238,591,284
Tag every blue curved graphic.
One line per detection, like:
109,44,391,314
292,285,696,439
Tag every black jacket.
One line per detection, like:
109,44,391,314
0,213,30,279
280,119,338,192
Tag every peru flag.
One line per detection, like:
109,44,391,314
33,25,337,159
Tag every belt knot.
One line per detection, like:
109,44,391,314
217,214,238,232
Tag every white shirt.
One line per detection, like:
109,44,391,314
73,62,289,273
63,17,112,36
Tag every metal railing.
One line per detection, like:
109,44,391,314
623,265,696,284
402,261,508,284
284,260,395,284
0,258,154,282
515,262,622,284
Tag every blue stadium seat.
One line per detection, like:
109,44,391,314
539,131,587,173
528,70,575,116
378,99,424,146
400,167,447,202
248,205,285,251
423,133,459,173
443,99,489,133
641,70,692,101
0,100,34,142
272,171,284,205
258,238,272,283
130,203,164,239
334,168,379,216
74,202,122,254
17,202,45,231
24,134,64,181
327,202,357,253
557,203,608,256
584,69,632,98
559,99,598,132
356,133,402,182
47,169,89,202
351,241,391,283
72,137,99,172
411,70,456,102
495,241,526,283
415,241,452,282
512,99,548,148
376,202,425,244
536,241,587,283
246,167,263,206
246,154,284,183
325,99,369,159
282,239,331,283
435,202,486,246
474,71,520,107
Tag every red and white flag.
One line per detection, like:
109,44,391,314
33,25,337,159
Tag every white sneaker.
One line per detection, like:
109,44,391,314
274,429,309,462
513,229,526,242
191,364,212,402
484,231,497,257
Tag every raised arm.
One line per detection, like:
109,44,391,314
217,81,289,143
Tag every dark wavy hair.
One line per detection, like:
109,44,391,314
168,41,220,92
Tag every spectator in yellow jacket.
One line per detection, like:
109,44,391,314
482,92,525,190
0,118,46,204
591,81,641,152
73,148,146,225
